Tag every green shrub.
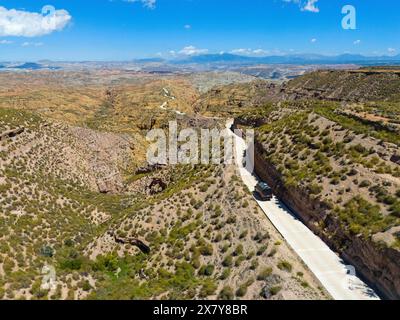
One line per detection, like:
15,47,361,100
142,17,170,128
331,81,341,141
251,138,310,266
330,177,340,185
257,267,273,281
236,285,248,297
257,245,268,256
64,239,74,247
194,201,203,209
277,260,292,272
92,254,119,272
383,196,396,205
390,202,400,218
308,183,322,195
219,286,234,300
359,180,371,188
233,244,243,256
347,168,358,176
40,246,54,258
239,230,248,239
222,255,233,267
192,256,201,269
60,258,82,271
199,281,218,298
198,264,215,277
270,286,282,296
199,243,213,256
250,259,259,270
235,255,246,267
337,196,390,236
220,268,231,280
82,280,92,291
253,231,269,242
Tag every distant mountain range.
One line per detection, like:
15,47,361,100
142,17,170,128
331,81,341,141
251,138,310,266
0,62,60,70
171,53,400,65
14,62,46,70
1,53,399,71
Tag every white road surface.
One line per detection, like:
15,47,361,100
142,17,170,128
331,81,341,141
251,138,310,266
160,88,186,116
226,120,380,300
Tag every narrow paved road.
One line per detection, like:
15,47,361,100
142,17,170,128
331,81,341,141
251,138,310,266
226,120,380,300
159,88,186,115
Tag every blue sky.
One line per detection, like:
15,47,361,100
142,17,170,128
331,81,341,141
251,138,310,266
0,0,399,61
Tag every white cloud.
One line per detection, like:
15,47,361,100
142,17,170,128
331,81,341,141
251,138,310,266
179,45,208,56
230,48,268,56
0,5,71,37
283,0,320,13
184,24,191,30
230,48,252,55
0,39,12,44
252,49,269,55
353,40,361,45
302,0,319,13
21,41,44,47
310,38,317,43
125,0,156,9
388,48,397,55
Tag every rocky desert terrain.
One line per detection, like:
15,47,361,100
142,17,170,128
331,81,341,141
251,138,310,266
0,70,329,300
0,66,399,300
233,68,400,299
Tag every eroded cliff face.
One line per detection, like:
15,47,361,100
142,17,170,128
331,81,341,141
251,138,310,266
281,70,400,102
255,140,400,300
234,120,400,300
